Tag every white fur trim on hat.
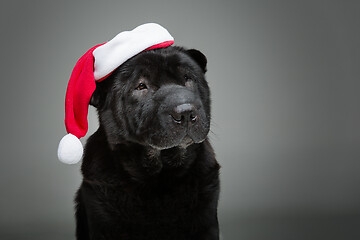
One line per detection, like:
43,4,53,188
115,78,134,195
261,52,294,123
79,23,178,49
93,23,174,80
57,133,84,164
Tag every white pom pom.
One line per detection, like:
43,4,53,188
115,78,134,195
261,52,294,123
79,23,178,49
57,133,83,164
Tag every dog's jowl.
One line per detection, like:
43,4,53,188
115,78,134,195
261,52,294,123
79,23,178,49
58,24,220,240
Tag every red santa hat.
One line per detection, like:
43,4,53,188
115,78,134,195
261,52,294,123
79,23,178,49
57,23,174,164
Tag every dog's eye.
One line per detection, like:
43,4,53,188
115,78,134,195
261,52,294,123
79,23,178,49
135,83,147,90
184,74,192,81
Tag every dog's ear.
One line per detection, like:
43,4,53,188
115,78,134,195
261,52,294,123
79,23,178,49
90,81,108,108
186,49,207,73
90,75,115,108
89,86,101,108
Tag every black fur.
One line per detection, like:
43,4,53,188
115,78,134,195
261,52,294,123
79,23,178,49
75,46,220,240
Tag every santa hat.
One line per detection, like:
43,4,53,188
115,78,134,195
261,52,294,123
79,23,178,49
57,23,174,164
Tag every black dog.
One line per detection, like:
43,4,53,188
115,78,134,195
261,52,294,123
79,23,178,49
75,46,220,240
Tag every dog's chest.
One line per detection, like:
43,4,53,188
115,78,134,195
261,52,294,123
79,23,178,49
93,176,201,225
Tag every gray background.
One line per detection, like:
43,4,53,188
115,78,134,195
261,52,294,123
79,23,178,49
1,0,359,239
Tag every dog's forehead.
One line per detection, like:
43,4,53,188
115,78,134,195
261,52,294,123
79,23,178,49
131,48,195,72
114,47,202,89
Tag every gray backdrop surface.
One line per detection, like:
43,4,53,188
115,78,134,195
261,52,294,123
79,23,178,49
1,0,359,239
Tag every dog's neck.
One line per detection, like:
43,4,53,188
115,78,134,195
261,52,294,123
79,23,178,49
82,126,202,184
112,139,200,180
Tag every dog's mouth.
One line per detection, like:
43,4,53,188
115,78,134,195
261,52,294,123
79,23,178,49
178,135,195,148
147,130,208,150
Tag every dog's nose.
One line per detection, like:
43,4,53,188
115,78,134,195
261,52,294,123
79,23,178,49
171,103,198,125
